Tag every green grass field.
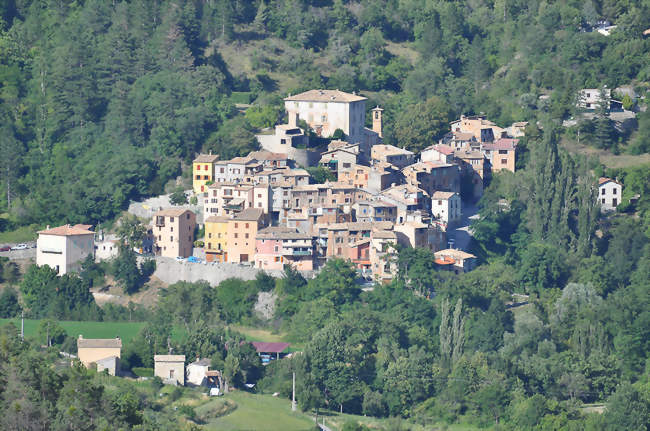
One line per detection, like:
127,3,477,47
0,318,144,344
197,391,316,431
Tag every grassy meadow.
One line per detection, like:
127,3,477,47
0,318,144,344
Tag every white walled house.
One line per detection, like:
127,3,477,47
284,89,367,144
37,224,95,275
431,191,462,227
598,177,622,212
186,358,211,387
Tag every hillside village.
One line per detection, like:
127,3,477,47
31,88,631,285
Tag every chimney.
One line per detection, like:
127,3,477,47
288,111,298,128
372,106,384,138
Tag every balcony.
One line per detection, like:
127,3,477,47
282,248,312,256
155,216,165,227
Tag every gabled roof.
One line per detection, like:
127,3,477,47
432,191,457,199
482,138,519,151
429,144,455,155
77,337,122,349
39,224,95,236
598,177,622,186
284,89,367,103
190,358,211,366
257,226,311,240
193,154,220,163
232,208,264,221
251,341,290,353
435,249,476,260
154,208,193,217
154,355,186,362
205,216,231,223
248,150,288,161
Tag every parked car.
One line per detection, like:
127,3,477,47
11,243,28,250
0,245,10,252
187,256,201,263
175,256,185,262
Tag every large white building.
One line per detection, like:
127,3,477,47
36,224,95,275
284,89,368,143
598,177,622,212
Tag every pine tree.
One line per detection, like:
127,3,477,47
253,0,268,33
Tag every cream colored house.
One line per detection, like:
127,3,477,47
153,209,196,258
154,355,186,386
77,336,122,376
371,144,415,169
186,358,211,387
37,224,95,275
284,89,368,144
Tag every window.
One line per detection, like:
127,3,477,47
204,165,209,170
438,200,442,205
234,223,238,228
501,159,507,164
220,168,224,173
602,188,606,195
204,175,209,180
245,233,249,239
208,242,211,249
274,246,279,252
602,198,605,204
170,227,174,232
170,236,173,241
321,115,327,122
195,175,200,180
258,193,262,198
158,235,161,241
498,150,508,155
613,198,618,206
170,217,174,222
613,188,617,195
245,223,249,228
234,233,238,238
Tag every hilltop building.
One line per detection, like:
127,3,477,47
37,224,95,275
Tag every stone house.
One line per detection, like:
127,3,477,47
192,153,220,194
482,138,518,173
154,355,186,386
371,144,415,169
435,249,477,274
431,191,462,227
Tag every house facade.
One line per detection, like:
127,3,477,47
192,154,220,194
598,177,622,212
431,191,462,227
154,355,186,386
227,208,265,263
204,216,229,262
77,336,122,376
482,138,518,173
153,209,196,258
255,226,314,271
284,89,368,144
37,224,95,275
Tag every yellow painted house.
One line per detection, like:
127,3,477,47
204,215,229,262
192,154,220,194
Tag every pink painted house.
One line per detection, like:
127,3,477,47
255,227,314,271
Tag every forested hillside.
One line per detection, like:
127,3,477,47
0,0,648,231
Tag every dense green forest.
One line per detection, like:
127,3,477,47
0,0,648,231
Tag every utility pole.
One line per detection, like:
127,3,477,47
291,372,297,411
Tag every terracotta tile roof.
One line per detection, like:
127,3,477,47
38,224,94,236
435,256,456,265
372,230,397,239
598,177,622,186
372,144,414,157
432,144,455,155
284,89,367,103
193,154,220,163
77,337,122,349
483,138,519,151
154,208,193,217
452,132,475,141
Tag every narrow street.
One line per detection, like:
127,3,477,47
447,202,478,251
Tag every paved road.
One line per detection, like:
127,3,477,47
447,202,478,251
127,191,204,224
